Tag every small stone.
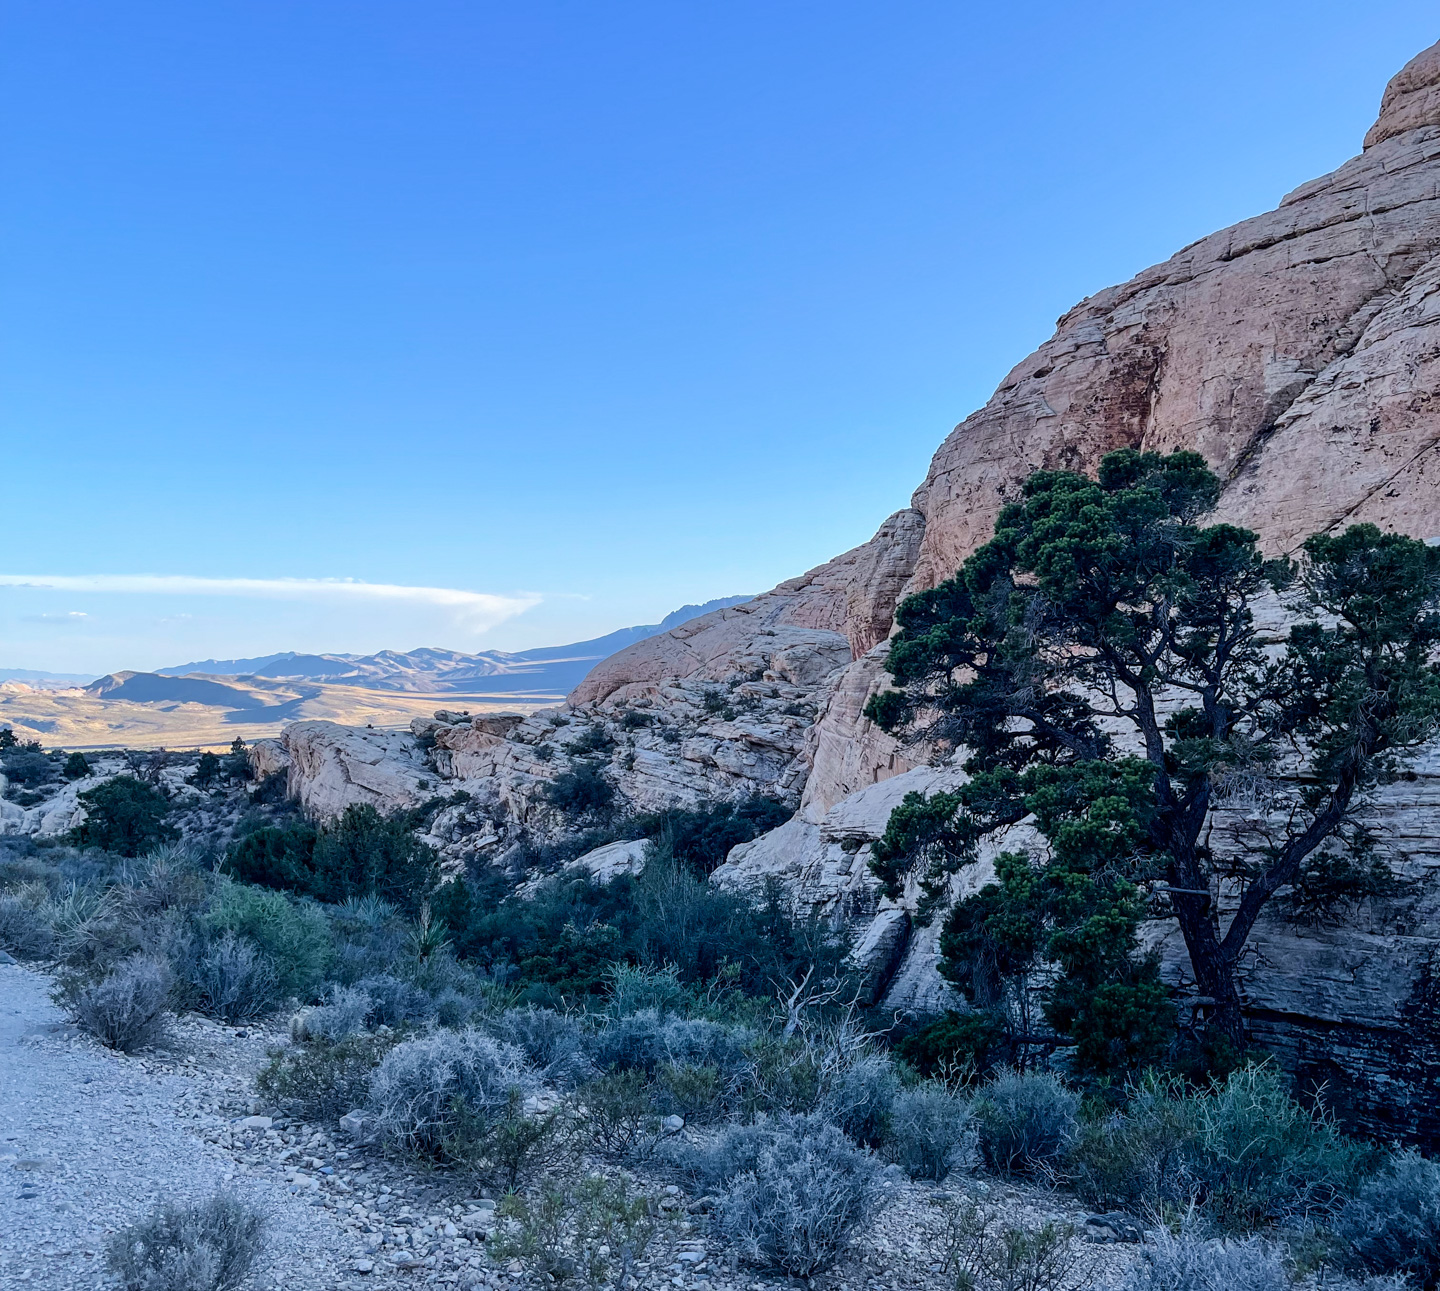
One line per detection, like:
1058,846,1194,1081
237,1116,272,1131
353,1259,375,1274
340,1110,369,1138
662,1115,685,1132
1084,1212,1143,1244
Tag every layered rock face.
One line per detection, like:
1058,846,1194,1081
263,43,1440,1136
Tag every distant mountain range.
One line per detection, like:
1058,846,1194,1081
111,595,753,702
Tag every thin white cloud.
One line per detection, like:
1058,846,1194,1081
0,575,539,634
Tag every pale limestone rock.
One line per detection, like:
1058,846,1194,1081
272,722,431,819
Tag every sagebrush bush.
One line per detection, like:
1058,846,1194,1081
291,984,372,1043
65,955,172,1053
822,1053,900,1147
1067,1076,1200,1213
191,933,278,1023
706,1114,893,1276
972,1069,1079,1176
1336,1149,1440,1289
257,1032,395,1123
589,1010,748,1079
107,1193,265,1291
490,1007,593,1087
884,1083,975,1180
367,1028,537,1158
605,962,685,1017
0,890,54,958
354,973,433,1027
1121,1228,1291,1291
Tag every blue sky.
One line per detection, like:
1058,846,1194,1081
2,3,1436,675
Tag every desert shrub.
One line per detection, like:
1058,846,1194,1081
368,1028,537,1158
64,955,171,1053
1121,1228,1291,1291
0,890,54,958
654,1063,728,1124
636,798,793,875
3,748,56,790
972,1069,1079,1177
1184,1064,1367,1232
884,1083,976,1180
579,1070,668,1159
190,932,279,1023
461,1089,577,1191
565,725,616,757
1067,1075,1201,1213
941,1196,1085,1291
1335,1149,1440,1288
895,1010,1008,1083
256,1032,395,1123
63,751,90,780
310,804,439,914
605,962,686,1017
206,883,332,1000
223,822,318,894
492,1173,664,1288
546,764,615,819
822,1053,900,1147
107,1192,265,1291
490,1007,593,1087
707,1115,893,1276
433,987,474,1028
71,776,178,857
292,984,373,1043
353,972,433,1027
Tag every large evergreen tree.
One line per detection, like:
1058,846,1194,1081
867,448,1440,1064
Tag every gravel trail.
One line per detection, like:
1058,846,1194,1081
0,962,394,1290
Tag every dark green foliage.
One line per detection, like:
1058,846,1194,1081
565,725,616,757
223,805,437,914
0,726,15,750
224,821,319,892
432,862,846,1006
63,751,90,780
107,1193,265,1291
546,764,616,819
71,776,178,856
2,747,55,791
636,798,792,875
620,710,655,730
256,1032,396,1123
222,737,250,781
870,447,1440,1061
895,1010,1008,1083
190,751,222,788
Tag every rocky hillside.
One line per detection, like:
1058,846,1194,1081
256,42,1440,1136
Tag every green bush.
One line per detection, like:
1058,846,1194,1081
1067,1064,1369,1232
1184,1064,1368,1232
71,776,178,856
206,883,332,1001
257,1031,395,1123
225,805,437,913
63,751,91,780
636,798,792,875
223,821,317,892
546,764,616,819
895,1010,1008,1083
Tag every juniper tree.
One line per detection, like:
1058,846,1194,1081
867,448,1440,1065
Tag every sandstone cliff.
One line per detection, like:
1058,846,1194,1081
258,42,1440,1138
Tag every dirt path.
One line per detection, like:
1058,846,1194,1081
0,962,393,1290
